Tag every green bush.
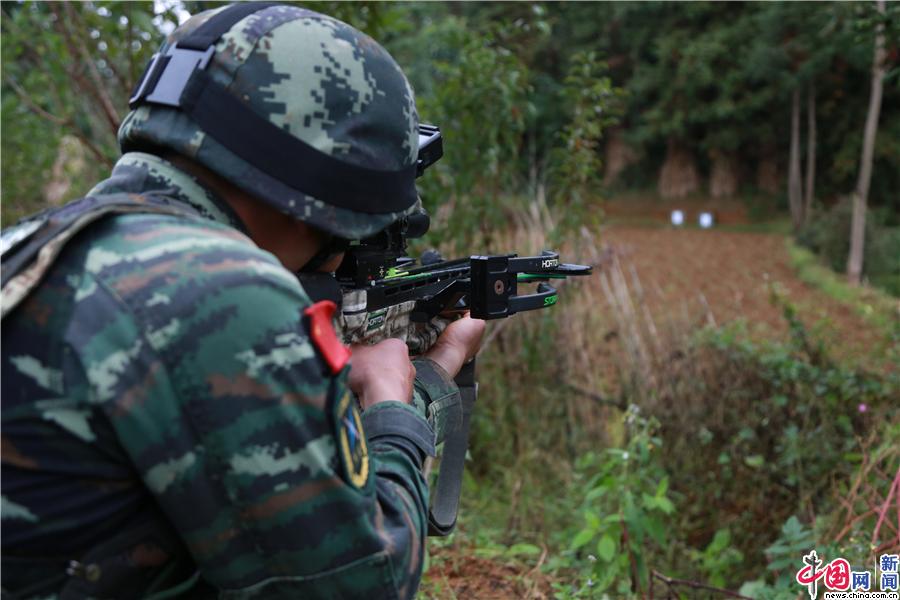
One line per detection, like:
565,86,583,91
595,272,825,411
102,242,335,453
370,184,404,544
740,420,900,598
796,199,900,296
651,312,896,584
556,409,673,597
548,302,897,594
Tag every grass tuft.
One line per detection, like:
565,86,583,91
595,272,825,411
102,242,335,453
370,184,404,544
787,240,899,333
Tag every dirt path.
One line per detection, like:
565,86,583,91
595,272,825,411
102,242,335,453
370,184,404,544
600,225,894,365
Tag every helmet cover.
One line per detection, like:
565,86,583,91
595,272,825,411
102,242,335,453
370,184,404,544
120,4,419,239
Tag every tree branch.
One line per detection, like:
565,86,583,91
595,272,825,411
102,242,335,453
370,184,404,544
651,570,753,600
4,75,113,167
872,466,900,547
50,2,120,136
4,76,67,127
67,3,129,94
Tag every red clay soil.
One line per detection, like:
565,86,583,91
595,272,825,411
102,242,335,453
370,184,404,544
599,225,894,365
422,544,555,599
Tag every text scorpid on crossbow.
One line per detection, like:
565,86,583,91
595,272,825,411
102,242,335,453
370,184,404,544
307,124,593,352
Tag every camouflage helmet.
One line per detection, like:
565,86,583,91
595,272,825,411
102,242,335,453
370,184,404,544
121,3,419,239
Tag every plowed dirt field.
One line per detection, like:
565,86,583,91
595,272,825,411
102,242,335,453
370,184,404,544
600,226,893,364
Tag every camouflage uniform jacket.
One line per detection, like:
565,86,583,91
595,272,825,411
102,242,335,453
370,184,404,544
1,153,456,599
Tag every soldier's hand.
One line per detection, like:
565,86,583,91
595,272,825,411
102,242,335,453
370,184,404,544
424,314,486,379
349,338,416,410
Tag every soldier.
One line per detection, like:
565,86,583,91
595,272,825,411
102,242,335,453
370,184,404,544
1,4,484,599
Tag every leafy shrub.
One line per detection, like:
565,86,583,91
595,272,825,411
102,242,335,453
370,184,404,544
555,285,897,592
738,516,818,600
392,16,531,251
546,50,624,244
796,199,900,296
739,420,900,597
556,409,674,597
646,313,897,586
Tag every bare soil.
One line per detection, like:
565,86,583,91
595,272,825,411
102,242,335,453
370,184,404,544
422,543,555,599
600,225,893,364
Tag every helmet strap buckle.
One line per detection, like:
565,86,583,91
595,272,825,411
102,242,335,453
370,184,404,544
130,46,214,109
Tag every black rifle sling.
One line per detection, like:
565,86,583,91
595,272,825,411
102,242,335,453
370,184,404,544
428,359,477,536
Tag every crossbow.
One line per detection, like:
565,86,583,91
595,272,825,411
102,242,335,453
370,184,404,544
315,124,593,536
332,124,592,351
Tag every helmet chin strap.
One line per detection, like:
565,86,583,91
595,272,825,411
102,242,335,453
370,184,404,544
299,235,351,273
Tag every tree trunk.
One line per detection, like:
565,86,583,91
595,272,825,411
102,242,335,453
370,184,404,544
757,142,779,194
788,88,804,231
528,132,539,199
604,128,638,186
847,0,887,285
709,149,739,199
803,83,816,225
658,138,700,199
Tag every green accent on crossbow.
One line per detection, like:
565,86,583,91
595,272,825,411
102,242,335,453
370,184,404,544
382,271,435,283
543,294,558,307
517,273,567,282
383,266,567,285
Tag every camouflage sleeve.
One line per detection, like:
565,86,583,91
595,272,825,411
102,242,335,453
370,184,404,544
74,219,431,598
410,358,462,444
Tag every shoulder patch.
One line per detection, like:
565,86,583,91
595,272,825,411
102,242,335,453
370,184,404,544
335,390,369,489
304,300,351,375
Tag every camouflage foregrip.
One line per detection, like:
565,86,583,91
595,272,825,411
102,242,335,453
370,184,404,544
338,289,450,355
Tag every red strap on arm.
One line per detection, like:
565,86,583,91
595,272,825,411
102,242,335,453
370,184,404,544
304,300,352,375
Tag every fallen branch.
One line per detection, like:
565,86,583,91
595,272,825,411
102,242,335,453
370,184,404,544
563,382,627,410
651,570,752,600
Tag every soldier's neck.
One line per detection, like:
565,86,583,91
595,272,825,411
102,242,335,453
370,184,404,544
166,154,329,273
